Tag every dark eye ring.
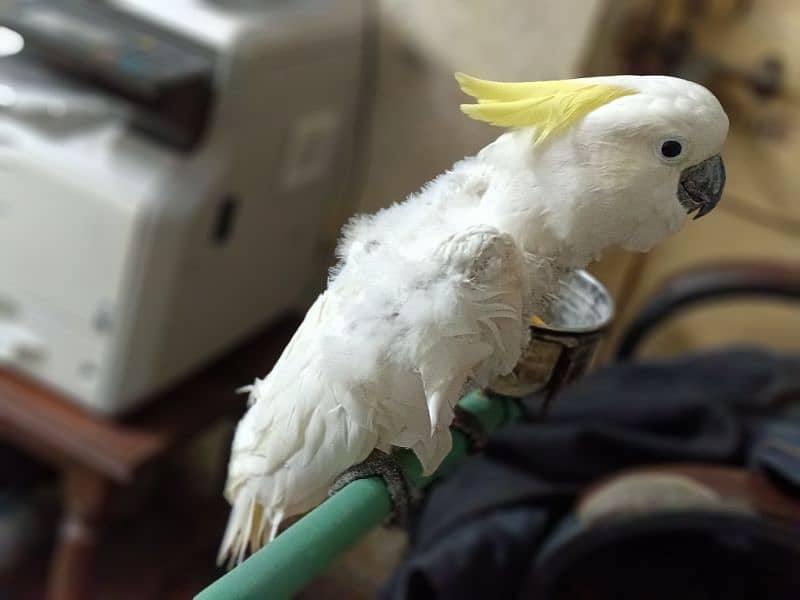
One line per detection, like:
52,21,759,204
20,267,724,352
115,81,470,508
660,139,683,159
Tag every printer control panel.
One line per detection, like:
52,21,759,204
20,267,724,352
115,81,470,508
0,0,215,150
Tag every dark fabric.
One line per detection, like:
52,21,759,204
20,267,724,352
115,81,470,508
382,348,800,600
525,515,800,600
749,419,800,491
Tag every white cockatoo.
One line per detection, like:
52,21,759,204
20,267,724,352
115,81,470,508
219,73,728,564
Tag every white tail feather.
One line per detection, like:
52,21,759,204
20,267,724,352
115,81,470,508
217,487,286,569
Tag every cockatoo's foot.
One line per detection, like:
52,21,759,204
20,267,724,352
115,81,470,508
329,449,413,526
451,405,488,450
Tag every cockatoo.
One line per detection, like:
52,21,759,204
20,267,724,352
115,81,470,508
219,73,728,565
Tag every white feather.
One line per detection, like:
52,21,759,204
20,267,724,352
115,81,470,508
219,74,729,565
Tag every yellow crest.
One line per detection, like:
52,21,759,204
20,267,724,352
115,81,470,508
456,72,636,144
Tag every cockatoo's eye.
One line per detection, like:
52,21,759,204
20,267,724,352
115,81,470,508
658,139,684,162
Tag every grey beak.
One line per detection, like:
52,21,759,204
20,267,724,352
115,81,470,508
678,154,726,219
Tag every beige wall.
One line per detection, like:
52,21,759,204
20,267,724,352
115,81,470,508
357,0,605,213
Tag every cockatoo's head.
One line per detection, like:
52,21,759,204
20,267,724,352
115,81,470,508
458,73,729,266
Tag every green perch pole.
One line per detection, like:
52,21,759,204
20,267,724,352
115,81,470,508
195,390,522,600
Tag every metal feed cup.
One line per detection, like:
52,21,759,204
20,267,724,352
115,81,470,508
489,270,614,404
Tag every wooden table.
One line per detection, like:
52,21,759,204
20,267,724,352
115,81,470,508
0,317,298,600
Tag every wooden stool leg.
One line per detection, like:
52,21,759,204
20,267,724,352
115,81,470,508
47,466,113,600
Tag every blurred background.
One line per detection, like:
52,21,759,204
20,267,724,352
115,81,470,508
0,0,798,598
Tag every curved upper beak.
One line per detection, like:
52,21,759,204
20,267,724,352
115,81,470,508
678,154,726,220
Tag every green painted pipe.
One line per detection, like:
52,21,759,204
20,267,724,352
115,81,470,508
195,390,521,600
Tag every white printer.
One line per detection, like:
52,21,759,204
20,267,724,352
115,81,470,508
0,0,368,414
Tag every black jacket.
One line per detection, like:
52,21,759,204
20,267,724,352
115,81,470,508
382,349,800,600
